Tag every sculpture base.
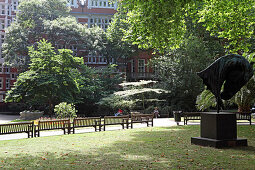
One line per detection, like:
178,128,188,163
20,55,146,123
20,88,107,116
191,137,247,148
191,112,248,148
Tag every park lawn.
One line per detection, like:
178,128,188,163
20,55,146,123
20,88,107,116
0,125,254,169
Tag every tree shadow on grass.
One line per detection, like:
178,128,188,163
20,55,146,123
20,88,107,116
0,126,255,169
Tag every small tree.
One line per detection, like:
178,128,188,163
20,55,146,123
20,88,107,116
98,80,168,113
54,102,77,119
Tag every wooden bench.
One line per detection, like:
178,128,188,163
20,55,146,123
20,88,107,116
72,117,102,133
34,119,70,137
235,112,252,125
183,112,252,125
183,112,201,125
0,122,34,138
131,113,153,128
103,115,129,131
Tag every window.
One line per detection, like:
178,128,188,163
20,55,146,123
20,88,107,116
88,17,112,31
138,59,145,77
0,78,2,89
0,20,5,30
1,35,4,44
5,67,9,73
13,2,17,10
67,0,77,6
7,20,10,27
11,73,15,79
70,45,77,56
1,5,5,15
6,78,10,89
131,59,135,73
0,95,3,102
88,0,116,9
7,5,10,15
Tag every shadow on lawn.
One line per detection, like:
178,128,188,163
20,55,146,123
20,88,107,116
0,126,255,169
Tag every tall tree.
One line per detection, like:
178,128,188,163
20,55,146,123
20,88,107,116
5,40,83,114
2,0,89,69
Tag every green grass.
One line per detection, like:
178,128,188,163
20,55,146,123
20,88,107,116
0,125,255,169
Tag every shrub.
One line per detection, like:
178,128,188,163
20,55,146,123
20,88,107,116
54,102,77,119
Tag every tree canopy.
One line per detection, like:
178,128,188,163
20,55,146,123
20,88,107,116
121,0,255,54
2,0,89,68
5,40,83,113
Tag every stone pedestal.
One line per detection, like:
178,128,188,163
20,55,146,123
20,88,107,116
20,111,44,120
191,112,247,148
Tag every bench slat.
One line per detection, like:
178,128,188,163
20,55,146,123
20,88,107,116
0,122,34,138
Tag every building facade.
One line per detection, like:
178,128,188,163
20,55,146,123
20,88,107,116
0,0,18,106
0,0,154,107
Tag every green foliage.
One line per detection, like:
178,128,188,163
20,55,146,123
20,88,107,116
106,5,137,60
196,76,255,112
54,102,77,119
196,89,216,111
232,76,255,112
98,81,168,112
97,94,136,113
121,0,194,51
197,0,255,53
151,36,216,111
5,40,83,114
121,0,255,53
2,0,88,68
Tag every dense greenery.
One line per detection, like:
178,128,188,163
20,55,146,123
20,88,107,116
118,0,255,112
5,40,83,113
3,0,89,69
5,40,122,114
98,80,168,114
150,36,218,111
121,0,255,54
0,125,254,169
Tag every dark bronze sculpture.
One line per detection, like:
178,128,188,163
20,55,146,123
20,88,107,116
197,54,254,113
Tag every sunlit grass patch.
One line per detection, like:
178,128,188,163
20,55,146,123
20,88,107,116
0,125,254,169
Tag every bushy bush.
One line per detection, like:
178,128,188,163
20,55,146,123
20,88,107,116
54,102,77,119
144,106,155,114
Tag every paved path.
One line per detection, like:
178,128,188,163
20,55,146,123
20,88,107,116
0,114,20,124
0,114,179,141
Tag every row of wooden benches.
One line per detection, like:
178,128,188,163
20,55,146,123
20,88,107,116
0,114,154,138
183,112,252,125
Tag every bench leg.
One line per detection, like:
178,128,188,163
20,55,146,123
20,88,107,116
122,124,124,129
104,125,106,131
36,131,40,137
131,122,133,129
